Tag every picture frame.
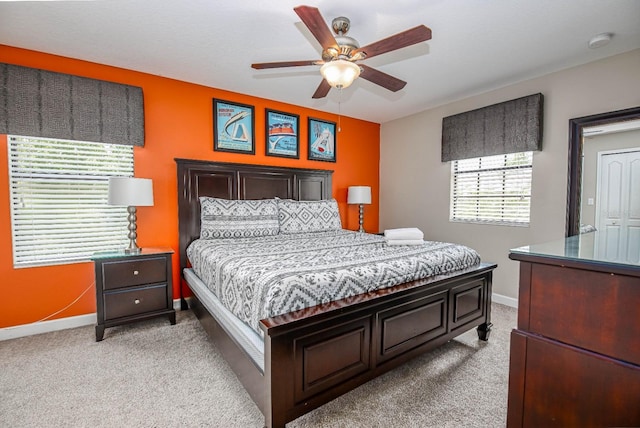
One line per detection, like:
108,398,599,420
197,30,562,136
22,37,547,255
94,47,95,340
265,109,300,159
307,117,336,162
213,99,255,154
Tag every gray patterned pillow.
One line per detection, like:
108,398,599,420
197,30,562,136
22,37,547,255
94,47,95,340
200,197,279,239
277,199,342,234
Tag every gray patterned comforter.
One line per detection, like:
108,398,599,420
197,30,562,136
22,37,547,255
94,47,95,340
186,230,481,335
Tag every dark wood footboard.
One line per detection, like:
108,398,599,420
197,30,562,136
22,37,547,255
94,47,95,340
260,263,494,428
186,262,494,428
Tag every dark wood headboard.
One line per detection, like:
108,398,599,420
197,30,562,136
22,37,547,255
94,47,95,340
175,158,333,274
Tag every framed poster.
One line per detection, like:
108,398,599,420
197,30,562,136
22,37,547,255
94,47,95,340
265,109,299,159
213,99,255,154
307,117,336,162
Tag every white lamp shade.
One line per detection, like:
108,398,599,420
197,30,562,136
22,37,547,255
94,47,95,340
320,59,361,89
347,186,371,205
108,177,154,206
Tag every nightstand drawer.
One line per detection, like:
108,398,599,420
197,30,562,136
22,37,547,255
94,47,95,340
103,284,168,320
102,257,167,290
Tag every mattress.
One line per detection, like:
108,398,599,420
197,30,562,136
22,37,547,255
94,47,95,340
184,267,265,371
186,229,481,336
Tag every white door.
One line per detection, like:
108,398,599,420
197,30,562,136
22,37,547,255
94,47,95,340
595,149,640,262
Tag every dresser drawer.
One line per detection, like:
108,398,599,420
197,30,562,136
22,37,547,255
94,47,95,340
102,257,167,290
103,284,168,320
508,330,640,427
528,263,640,365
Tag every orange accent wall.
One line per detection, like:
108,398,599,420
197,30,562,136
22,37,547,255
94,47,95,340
0,45,380,329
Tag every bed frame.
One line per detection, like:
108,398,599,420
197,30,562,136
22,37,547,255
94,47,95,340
176,158,496,428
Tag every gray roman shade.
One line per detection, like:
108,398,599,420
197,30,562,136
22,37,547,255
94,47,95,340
0,63,144,146
441,93,543,162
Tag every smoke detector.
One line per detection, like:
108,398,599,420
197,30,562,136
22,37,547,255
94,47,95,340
588,33,613,49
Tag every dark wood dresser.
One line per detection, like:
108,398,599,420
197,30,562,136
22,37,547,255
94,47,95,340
93,247,176,341
507,232,640,427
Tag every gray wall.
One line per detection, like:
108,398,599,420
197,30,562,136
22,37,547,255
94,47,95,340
379,49,640,303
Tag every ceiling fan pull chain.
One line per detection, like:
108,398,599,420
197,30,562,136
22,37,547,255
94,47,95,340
338,88,342,132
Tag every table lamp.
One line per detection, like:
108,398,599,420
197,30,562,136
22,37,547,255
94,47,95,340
108,177,154,254
347,186,371,233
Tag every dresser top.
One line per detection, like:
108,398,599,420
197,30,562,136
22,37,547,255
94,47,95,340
510,232,639,274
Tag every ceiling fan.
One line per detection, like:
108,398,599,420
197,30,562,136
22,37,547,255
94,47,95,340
251,5,432,99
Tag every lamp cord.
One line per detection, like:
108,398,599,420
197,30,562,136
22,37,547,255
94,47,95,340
34,281,95,323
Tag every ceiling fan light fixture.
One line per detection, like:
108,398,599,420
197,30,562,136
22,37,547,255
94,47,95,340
320,59,361,89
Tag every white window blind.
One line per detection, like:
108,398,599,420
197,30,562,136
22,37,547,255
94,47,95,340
450,152,533,225
8,136,134,268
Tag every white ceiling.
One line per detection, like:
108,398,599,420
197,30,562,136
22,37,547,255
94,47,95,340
1,0,639,124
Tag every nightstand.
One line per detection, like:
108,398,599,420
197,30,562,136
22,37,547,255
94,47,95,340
93,247,176,341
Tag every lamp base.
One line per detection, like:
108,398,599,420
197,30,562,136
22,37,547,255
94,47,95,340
124,206,141,254
358,204,365,233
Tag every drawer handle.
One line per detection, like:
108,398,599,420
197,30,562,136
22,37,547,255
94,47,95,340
133,270,139,275
134,299,141,305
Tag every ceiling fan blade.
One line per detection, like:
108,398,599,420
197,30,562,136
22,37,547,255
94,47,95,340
312,79,331,99
251,60,323,69
354,25,432,59
294,5,338,51
359,64,407,92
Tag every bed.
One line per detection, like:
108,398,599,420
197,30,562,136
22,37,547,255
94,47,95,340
176,158,496,428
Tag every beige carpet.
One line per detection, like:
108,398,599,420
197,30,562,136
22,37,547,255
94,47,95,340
0,303,516,427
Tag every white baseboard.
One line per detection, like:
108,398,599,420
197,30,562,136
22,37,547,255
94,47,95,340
1,299,185,341
492,292,518,308
0,313,97,341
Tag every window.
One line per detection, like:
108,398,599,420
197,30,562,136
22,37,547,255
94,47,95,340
450,152,533,226
8,136,134,267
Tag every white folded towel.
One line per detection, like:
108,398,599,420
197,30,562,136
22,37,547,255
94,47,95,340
385,239,424,246
384,227,424,241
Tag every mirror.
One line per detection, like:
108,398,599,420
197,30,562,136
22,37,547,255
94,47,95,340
566,106,640,236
